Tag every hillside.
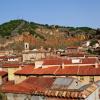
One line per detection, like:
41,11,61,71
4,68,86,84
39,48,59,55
0,19,99,50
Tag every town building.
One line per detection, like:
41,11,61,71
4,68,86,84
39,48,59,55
1,77,99,100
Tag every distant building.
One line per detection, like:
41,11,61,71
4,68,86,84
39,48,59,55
65,46,81,54
22,50,52,62
0,55,22,62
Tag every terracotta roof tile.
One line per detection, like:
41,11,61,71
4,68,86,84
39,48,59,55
2,84,31,94
15,66,59,75
32,66,59,75
2,63,34,68
43,57,98,65
14,65,34,75
81,58,97,64
43,59,62,65
55,66,78,75
3,63,20,68
14,64,100,76
2,77,55,94
1,77,97,99
78,65,100,76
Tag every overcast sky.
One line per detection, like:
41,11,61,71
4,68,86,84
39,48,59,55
0,0,100,28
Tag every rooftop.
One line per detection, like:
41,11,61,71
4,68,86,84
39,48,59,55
43,57,99,65
14,64,100,76
1,77,97,99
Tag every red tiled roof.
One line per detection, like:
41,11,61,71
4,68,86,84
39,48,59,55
2,77,55,94
78,65,100,76
43,57,98,65
3,63,20,68
66,53,85,57
13,56,100,76
2,84,31,94
2,77,97,99
63,59,72,64
0,70,7,76
15,66,59,75
43,59,62,65
55,65,100,76
81,58,97,64
0,56,6,59
55,66,78,75
3,63,34,68
14,65,34,75
15,65,100,76
32,66,59,75
23,77,54,91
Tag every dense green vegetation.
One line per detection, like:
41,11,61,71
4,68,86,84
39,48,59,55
0,20,22,37
0,19,97,38
0,19,99,44
0,19,37,37
0,19,47,40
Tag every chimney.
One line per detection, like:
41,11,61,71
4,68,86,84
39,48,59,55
95,62,99,68
0,68,2,71
61,62,64,69
35,60,43,68
84,55,85,58
19,64,24,70
95,58,99,68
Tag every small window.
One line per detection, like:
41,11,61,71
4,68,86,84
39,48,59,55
75,81,78,86
80,76,84,81
26,44,27,48
90,76,94,83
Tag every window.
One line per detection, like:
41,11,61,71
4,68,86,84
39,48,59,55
89,76,94,83
26,44,27,48
75,81,78,86
80,76,84,81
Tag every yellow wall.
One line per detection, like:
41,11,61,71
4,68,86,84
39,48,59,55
8,68,19,81
0,76,2,85
15,75,27,84
66,76,100,84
